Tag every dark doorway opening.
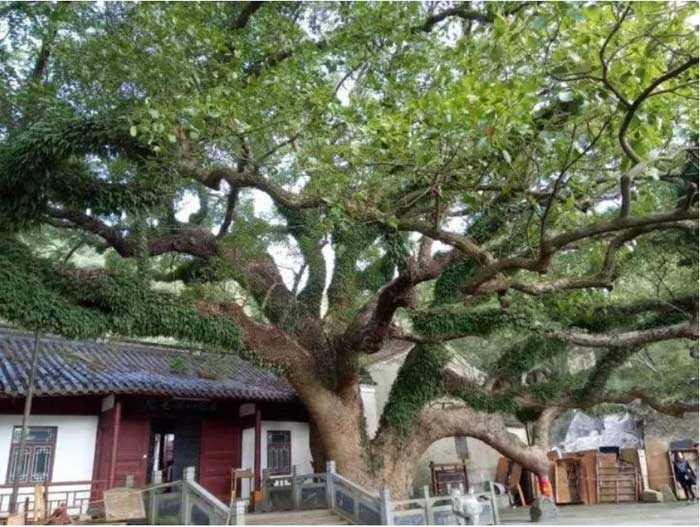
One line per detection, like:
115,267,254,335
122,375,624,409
148,418,201,483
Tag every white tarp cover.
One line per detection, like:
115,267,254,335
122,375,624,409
561,411,643,452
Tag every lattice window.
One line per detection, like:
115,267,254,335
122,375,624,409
6,426,57,484
267,431,291,475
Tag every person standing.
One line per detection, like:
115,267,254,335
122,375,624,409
673,452,698,504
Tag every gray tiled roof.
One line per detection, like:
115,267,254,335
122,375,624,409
0,328,296,401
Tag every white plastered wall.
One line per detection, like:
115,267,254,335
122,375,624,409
240,421,312,498
360,385,379,439
0,415,98,516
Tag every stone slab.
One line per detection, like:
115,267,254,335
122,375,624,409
530,496,559,524
642,489,663,503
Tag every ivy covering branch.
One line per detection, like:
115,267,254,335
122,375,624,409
0,236,242,351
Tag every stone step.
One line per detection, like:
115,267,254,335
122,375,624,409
247,515,348,525
246,508,349,525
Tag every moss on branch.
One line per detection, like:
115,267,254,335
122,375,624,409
0,236,242,351
411,306,518,339
380,343,450,437
0,113,168,227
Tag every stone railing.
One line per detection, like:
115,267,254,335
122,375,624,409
260,462,505,525
260,462,385,524
144,467,241,525
390,483,504,525
261,468,328,512
105,463,506,525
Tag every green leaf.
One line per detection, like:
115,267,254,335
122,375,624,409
557,91,574,102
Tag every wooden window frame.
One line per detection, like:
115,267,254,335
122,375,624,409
266,430,291,476
6,426,57,485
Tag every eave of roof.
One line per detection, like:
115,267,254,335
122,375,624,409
0,328,296,402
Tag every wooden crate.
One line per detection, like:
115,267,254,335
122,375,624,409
577,452,599,505
553,458,582,504
596,454,639,503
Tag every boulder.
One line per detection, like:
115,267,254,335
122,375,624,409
642,489,663,503
530,496,559,524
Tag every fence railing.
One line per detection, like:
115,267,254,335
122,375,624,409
0,480,104,519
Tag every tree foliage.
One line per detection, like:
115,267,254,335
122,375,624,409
0,0,697,491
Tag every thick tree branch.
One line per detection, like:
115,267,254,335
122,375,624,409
620,173,632,218
47,208,131,256
395,217,493,265
543,207,698,254
463,207,698,294
217,187,239,238
418,5,493,32
517,386,698,419
505,220,696,296
231,2,263,30
523,386,699,419
595,389,698,418
45,207,308,332
408,405,551,475
417,2,529,33
549,320,697,348
340,249,461,355
180,161,323,210
193,299,319,390
576,346,640,401
589,294,698,320
47,207,219,259
532,407,562,448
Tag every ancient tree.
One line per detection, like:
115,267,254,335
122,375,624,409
1,2,698,497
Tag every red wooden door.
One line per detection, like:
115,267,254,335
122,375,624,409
114,414,150,487
199,417,241,502
91,407,114,501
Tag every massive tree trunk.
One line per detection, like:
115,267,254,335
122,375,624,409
297,376,558,499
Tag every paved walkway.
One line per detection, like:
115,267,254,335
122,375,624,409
499,501,699,525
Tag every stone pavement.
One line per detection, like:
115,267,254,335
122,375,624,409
499,501,700,525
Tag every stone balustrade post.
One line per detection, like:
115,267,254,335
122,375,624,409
291,465,301,509
423,485,433,524
182,466,196,525
379,487,393,525
325,461,336,510
230,500,246,525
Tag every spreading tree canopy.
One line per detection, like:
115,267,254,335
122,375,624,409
1,1,697,495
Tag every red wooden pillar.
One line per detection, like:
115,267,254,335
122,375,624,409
254,406,262,491
108,399,122,489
